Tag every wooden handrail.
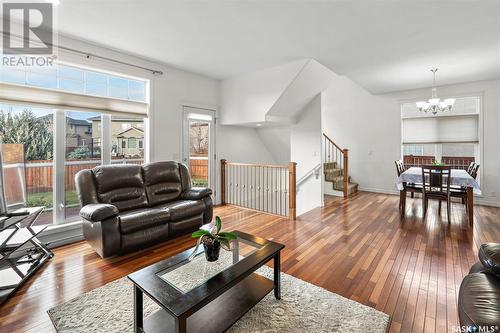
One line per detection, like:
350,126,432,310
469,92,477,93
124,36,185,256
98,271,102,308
220,159,296,219
323,133,343,152
223,161,289,169
323,133,350,198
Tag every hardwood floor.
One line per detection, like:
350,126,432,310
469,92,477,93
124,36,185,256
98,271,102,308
1,191,499,333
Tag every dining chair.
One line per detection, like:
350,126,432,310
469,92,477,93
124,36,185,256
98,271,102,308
451,164,479,206
395,160,406,176
395,160,421,210
466,162,475,175
470,163,480,180
421,165,452,223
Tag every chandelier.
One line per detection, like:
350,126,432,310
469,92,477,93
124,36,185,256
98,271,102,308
416,68,455,115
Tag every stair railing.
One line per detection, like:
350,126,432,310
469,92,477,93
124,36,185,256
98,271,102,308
220,160,296,220
322,133,349,198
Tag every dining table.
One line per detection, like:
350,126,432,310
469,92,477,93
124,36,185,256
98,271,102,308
397,167,481,225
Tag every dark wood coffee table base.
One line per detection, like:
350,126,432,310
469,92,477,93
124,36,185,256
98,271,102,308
129,231,284,333
137,273,274,333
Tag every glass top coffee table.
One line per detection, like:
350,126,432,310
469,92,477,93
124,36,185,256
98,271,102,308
128,230,284,333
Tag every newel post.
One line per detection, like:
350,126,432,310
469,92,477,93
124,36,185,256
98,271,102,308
343,149,349,198
288,162,297,220
220,159,227,205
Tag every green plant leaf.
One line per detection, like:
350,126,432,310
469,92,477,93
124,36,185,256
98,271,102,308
218,231,237,240
220,238,231,251
215,216,222,234
192,229,212,238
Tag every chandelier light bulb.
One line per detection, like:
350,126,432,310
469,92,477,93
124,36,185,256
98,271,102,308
415,68,454,114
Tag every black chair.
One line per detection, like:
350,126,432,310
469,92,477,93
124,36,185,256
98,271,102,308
395,160,422,210
470,163,480,180
466,162,475,175
422,165,452,223
451,163,479,205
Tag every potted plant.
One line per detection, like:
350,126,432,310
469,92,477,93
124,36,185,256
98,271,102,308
190,216,237,262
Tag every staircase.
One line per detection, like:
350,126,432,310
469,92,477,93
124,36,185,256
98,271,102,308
324,161,358,196
322,133,358,197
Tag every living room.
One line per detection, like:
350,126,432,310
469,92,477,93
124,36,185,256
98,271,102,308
1,1,499,332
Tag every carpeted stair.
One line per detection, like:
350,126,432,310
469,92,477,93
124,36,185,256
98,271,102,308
324,162,358,196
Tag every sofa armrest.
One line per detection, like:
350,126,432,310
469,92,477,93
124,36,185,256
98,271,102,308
479,243,500,277
80,203,119,222
181,187,212,200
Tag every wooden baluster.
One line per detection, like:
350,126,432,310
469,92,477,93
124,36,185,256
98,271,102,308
343,149,349,198
288,162,297,220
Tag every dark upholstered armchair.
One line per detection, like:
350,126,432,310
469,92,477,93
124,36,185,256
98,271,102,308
75,161,213,258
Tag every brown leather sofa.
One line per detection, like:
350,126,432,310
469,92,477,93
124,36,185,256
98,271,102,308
458,243,500,329
75,161,213,258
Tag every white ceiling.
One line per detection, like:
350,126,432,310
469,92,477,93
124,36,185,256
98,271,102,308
55,0,500,93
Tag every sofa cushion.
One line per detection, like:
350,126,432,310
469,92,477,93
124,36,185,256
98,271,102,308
160,200,206,222
143,161,182,206
121,224,170,252
479,243,500,277
458,273,500,326
169,214,203,235
119,207,170,234
93,164,148,212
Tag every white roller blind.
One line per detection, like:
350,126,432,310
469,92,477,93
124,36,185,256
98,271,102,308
0,82,148,116
402,114,478,144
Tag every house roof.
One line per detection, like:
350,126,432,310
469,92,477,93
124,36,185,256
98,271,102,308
38,114,91,126
67,117,91,126
116,127,144,137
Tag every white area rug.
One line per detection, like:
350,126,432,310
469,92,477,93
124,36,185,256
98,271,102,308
48,260,390,333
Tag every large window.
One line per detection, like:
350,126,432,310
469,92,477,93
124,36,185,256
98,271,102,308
401,96,480,172
64,111,102,221
110,116,145,165
0,62,149,226
0,104,54,225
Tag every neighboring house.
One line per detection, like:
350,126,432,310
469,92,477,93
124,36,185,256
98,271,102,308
39,115,94,155
88,116,144,158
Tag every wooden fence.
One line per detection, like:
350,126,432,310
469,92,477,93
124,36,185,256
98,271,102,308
19,158,142,194
189,157,208,180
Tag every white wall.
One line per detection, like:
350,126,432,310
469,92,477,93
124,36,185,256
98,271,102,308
256,126,291,164
291,95,323,216
215,124,276,204
220,60,307,125
385,79,500,207
322,75,400,194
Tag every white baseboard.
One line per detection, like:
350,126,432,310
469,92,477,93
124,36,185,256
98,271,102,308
358,186,399,195
39,221,84,249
